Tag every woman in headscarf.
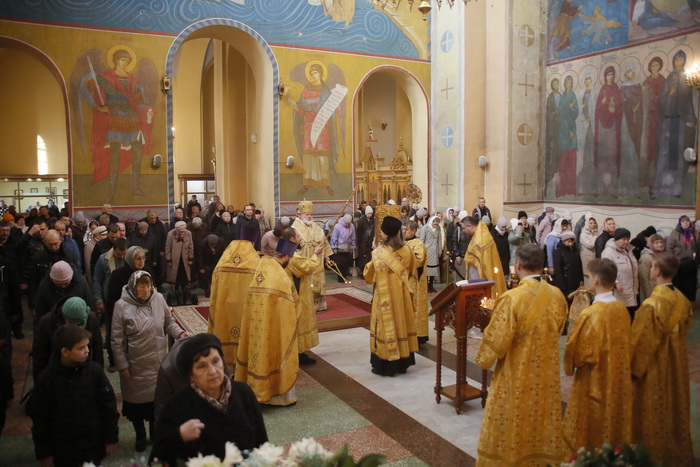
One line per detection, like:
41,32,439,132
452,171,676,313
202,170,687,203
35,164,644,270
151,333,268,466
667,215,698,301
420,215,443,293
112,270,190,452
578,214,599,289
545,217,570,271
215,211,236,246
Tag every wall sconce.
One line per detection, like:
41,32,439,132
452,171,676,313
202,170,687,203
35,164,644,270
161,75,171,94
381,119,388,130
686,65,700,88
478,155,488,168
278,81,288,99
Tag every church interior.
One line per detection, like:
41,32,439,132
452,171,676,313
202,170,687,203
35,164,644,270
1,0,699,465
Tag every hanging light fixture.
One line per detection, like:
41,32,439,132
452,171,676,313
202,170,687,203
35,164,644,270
374,0,473,20
418,0,431,20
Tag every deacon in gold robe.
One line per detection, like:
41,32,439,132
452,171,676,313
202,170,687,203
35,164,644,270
630,253,694,466
404,220,429,345
364,216,418,376
234,238,300,406
475,244,568,467
459,216,507,297
563,258,633,453
291,201,332,311
207,225,261,368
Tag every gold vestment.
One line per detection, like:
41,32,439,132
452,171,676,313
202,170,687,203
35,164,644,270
363,244,418,361
563,300,633,452
207,240,260,367
466,222,507,297
406,237,429,340
631,285,694,466
287,250,321,353
475,277,568,467
291,218,333,311
234,256,300,405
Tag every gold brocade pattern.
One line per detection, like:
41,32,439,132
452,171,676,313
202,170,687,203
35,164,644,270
291,218,333,310
475,278,568,467
207,240,260,366
630,285,694,466
406,238,429,339
234,257,300,406
287,251,321,353
466,222,507,297
363,245,418,362
563,301,633,453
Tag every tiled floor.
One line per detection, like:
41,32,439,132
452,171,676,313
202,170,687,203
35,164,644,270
1,276,699,466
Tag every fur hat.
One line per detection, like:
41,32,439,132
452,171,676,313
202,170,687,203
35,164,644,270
517,210,527,219
381,216,402,237
614,228,631,240
561,231,576,242
176,333,224,377
175,221,187,231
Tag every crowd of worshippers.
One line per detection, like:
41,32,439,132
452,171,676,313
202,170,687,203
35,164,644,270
0,194,696,466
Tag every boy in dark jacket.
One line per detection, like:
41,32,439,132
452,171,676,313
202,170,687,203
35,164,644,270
30,325,119,466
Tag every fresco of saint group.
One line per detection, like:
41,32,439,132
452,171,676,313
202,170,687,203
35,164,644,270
545,47,697,204
284,59,348,197
72,46,158,203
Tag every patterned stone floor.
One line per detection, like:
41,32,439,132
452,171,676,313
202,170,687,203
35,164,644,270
1,274,699,466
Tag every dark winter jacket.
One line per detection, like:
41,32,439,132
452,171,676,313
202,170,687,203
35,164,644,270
215,222,236,246
34,273,95,321
552,240,584,296
490,227,510,275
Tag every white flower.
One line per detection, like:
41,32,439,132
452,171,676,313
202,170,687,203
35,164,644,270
222,442,244,466
286,438,331,466
186,453,224,467
247,442,284,466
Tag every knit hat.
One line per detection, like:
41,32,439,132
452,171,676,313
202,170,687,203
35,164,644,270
176,333,224,377
2,213,13,221
73,211,86,223
192,217,202,226
93,225,107,236
457,210,469,221
207,234,220,246
61,297,89,328
343,214,352,225
614,228,631,240
50,261,73,282
517,210,527,219
381,216,402,237
126,217,138,227
545,206,555,213
497,216,507,228
365,206,373,215
137,222,149,231
561,231,576,242
175,221,187,231
482,215,491,225
239,224,259,244
276,237,298,257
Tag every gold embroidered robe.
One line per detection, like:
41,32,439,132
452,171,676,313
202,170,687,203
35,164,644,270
630,285,694,466
406,237,429,340
563,300,633,453
287,251,320,353
363,244,418,361
466,222,507,297
475,277,568,467
291,218,333,310
207,240,260,367
234,256,300,405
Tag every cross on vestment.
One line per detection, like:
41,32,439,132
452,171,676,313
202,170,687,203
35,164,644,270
515,173,533,195
518,74,534,96
440,173,454,196
441,78,454,100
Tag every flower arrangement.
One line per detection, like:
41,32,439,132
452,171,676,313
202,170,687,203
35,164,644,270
559,443,657,467
183,438,385,467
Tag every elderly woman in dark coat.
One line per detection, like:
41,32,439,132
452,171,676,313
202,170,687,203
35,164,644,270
151,333,268,465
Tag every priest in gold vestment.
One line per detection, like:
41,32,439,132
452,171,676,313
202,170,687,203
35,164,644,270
630,253,694,466
364,216,418,376
563,258,633,453
461,216,507,297
405,220,429,345
291,201,332,311
234,238,300,406
207,225,261,367
475,244,568,467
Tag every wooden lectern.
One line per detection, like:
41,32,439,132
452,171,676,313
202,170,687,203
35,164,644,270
430,280,494,414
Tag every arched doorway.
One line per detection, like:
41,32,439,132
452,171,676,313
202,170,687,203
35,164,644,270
0,38,71,212
352,66,430,209
167,20,279,215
